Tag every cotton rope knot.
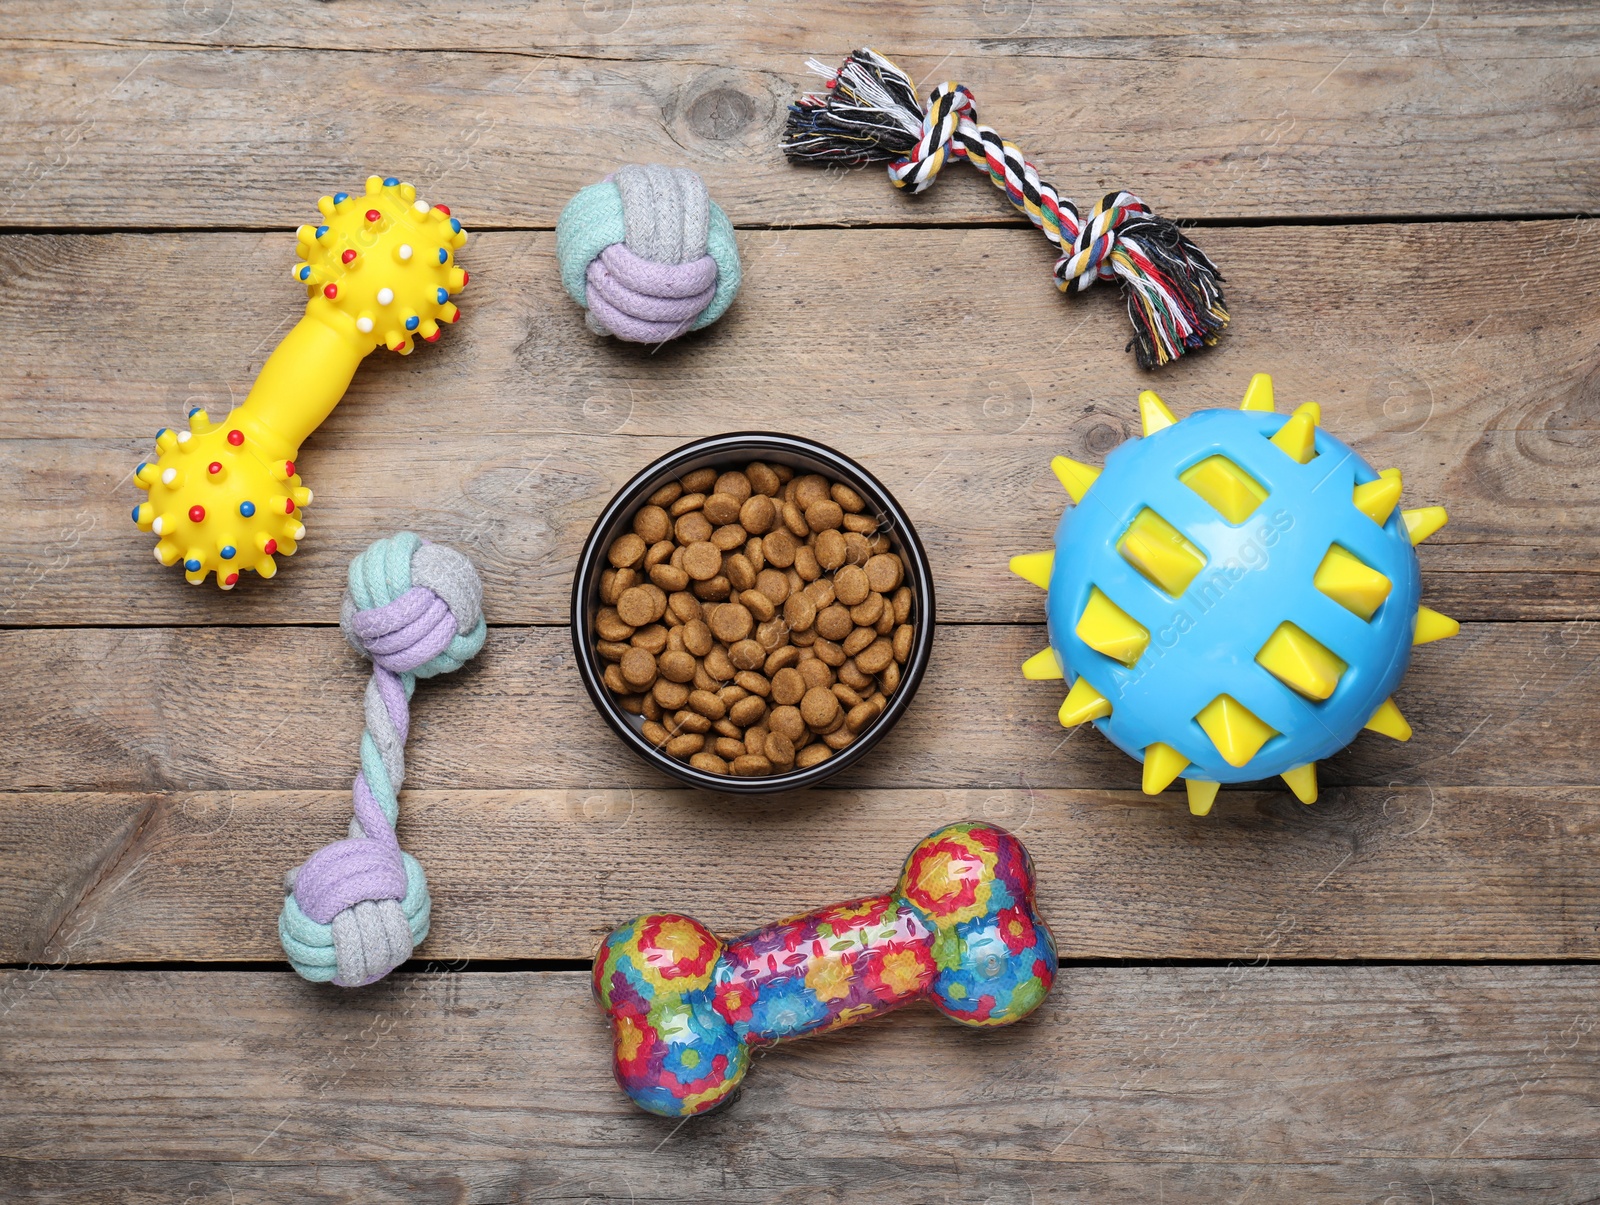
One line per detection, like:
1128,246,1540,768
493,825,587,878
556,163,742,344
279,532,486,988
783,49,1229,369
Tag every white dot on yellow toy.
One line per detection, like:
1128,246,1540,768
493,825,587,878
1011,373,1459,816
131,175,469,589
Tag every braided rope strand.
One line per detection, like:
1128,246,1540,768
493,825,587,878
783,49,1228,369
279,532,486,987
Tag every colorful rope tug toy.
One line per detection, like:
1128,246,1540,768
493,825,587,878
1012,374,1459,815
556,164,741,343
279,533,486,987
594,822,1055,1117
131,176,469,589
783,48,1227,369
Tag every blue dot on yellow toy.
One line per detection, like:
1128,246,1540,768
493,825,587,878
1012,373,1460,816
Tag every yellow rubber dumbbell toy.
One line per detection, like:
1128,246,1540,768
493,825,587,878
131,175,469,589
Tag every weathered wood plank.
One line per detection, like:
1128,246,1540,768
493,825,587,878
5,784,1598,963
1,621,1590,796
3,968,1597,1195
1,5,1596,223
4,1159,1598,1204
2,224,1595,625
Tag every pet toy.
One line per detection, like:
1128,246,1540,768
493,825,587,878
556,164,741,343
279,532,486,987
1011,374,1459,815
593,821,1055,1117
131,176,469,588
783,48,1227,369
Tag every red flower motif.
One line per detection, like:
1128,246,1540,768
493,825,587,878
997,904,1037,956
713,977,757,1024
903,839,984,919
862,940,936,1003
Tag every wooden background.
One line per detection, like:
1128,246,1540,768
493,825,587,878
2,2,1598,1200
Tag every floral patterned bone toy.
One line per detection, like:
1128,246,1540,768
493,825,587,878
593,821,1056,1117
131,176,468,589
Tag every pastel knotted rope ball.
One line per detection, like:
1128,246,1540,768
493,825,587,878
279,532,487,987
556,164,741,343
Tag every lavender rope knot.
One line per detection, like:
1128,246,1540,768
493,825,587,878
279,532,486,987
556,164,741,343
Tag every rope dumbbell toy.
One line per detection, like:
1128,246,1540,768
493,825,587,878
594,821,1056,1117
132,176,469,588
556,163,741,343
279,533,486,987
783,49,1227,369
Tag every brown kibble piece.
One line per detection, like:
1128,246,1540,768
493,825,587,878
805,499,844,533
658,650,696,683
800,686,841,730
796,744,832,769
608,532,646,569
673,709,711,735
739,495,776,535
855,638,895,674
668,592,702,624
620,648,658,689
633,506,671,544
865,553,904,593
843,532,873,564
783,591,817,632
769,705,806,742
681,468,717,493
715,471,752,502
834,564,869,606
838,658,874,691
690,752,729,775
596,607,635,642
711,524,747,551
728,639,766,671
756,568,790,604
616,584,668,627
846,701,882,733
893,586,913,625
682,619,714,658
665,733,704,757
650,563,690,592
688,689,727,721
793,474,830,509
603,663,627,694
670,492,706,517
682,541,722,581
731,754,773,777
714,736,747,761
705,645,737,681
735,670,771,697
843,513,877,535
653,678,690,709
812,637,847,667
793,544,821,582
675,511,713,545
763,529,798,568
692,575,731,601
893,624,914,663
831,482,866,513
703,492,742,526
597,639,630,662
843,626,877,657
643,720,671,746
781,502,810,538
850,592,884,627
729,695,768,728
814,529,846,571
822,726,856,751
709,602,754,643
645,540,674,568
740,589,776,622
631,624,668,654
815,604,853,642
725,553,757,592
764,732,796,767
880,660,902,694
649,481,683,508
798,658,834,690
744,726,769,757
747,462,780,496
764,645,800,676
771,667,806,706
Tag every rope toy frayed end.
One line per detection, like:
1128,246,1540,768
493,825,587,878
782,49,1228,369
279,532,486,987
556,164,742,344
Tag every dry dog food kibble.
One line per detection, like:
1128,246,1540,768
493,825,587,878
595,460,917,777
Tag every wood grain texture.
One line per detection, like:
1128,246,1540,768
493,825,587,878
2,224,1596,626
6,784,1598,963
2,968,1597,1199
1,621,1591,796
1,4,1596,224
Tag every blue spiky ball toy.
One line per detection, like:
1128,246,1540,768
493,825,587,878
1012,373,1460,816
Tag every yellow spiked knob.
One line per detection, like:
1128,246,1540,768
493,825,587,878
1413,605,1460,645
1009,550,1055,591
1239,373,1276,412
1364,697,1413,741
1185,779,1221,816
1352,471,1403,526
1270,402,1321,464
1138,390,1178,436
1076,587,1150,666
1022,648,1064,680
1051,455,1101,503
1058,675,1112,727
1142,742,1189,794
1255,621,1347,700
1314,545,1392,621
1180,455,1267,524
1195,694,1278,767
1402,506,1448,545
1281,763,1319,804
1117,509,1207,597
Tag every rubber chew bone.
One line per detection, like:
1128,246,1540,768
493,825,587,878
593,821,1056,1117
131,176,469,589
278,533,486,987
782,49,1227,369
